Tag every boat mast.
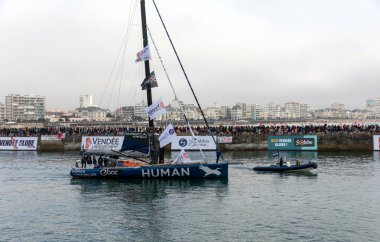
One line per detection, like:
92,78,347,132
140,0,156,163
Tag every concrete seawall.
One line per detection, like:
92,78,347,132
38,133,375,152
220,133,373,151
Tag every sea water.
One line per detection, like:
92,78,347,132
0,151,379,241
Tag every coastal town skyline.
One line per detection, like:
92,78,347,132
1,0,380,110
1,93,380,123
0,93,378,112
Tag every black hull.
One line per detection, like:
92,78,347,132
253,162,318,172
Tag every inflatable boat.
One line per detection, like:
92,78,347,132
253,162,318,172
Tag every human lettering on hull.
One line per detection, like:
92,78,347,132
141,168,190,178
71,169,86,174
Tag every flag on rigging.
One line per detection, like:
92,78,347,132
158,123,176,148
135,45,151,63
172,149,191,164
141,71,158,90
145,97,166,120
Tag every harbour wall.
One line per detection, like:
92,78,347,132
220,133,373,151
37,133,374,152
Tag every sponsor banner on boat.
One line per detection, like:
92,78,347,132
373,135,380,151
268,135,318,151
81,136,124,151
171,136,217,150
0,137,38,151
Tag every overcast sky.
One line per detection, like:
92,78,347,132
1,0,380,111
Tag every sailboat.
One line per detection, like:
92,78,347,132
70,0,228,179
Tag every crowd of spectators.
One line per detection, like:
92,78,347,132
1,123,380,137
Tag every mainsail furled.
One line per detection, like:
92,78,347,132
120,132,150,154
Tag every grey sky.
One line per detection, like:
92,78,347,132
0,0,379,111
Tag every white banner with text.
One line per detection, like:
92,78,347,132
0,137,38,151
171,136,217,150
81,136,124,151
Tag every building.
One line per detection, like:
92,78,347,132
0,102,5,121
45,110,66,123
366,97,380,117
75,106,110,122
250,104,262,120
220,106,231,120
184,104,202,120
300,104,310,118
204,106,221,120
265,102,282,119
314,109,333,118
79,95,93,108
330,103,346,118
5,94,46,121
116,106,135,121
366,98,379,109
231,104,243,120
283,102,301,119
134,100,148,120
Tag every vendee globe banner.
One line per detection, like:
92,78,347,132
373,135,380,151
171,136,217,150
268,135,318,151
81,136,124,151
0,137,38,151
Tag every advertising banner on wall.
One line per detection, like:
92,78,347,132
171,136,217,150
373,135,380,151
81,136,124,151
217,136,233,144
0,137,38,151
41,134,65,141
268,135,318,151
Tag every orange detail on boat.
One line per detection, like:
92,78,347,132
122,161,142,167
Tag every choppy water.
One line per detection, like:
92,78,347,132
1,151,380,241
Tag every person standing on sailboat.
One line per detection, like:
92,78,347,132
216,148,221,163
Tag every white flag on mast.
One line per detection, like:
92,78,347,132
135,45,151,63
145,97,166,120
158,123,176,148
172,149,191,164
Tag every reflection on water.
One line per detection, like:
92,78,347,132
254,170,318,178
68,178,229,241
71,178,229,203
267,150,318,159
